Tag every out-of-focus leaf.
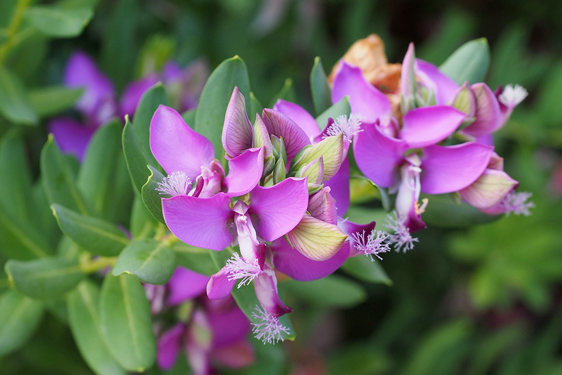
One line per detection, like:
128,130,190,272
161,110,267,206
248,92,262,123
0,289,44,356
123,116,151,194
195,56,250,160
181,108,196,127
328,342,392,375
310,56,332,115
112,239,175,285
77,121,123,219
52,204,129,257
0,132,34,222
68,281,126,375
316,97,350,129
28,86,83,117
101,0,140,90
401,319,473,375
41,135,92,215
422,194,500,228
0,66,38,125
141,165,165,223
440,38,490,85
100,274,156,372
283,275,367,307
341,255,392,285
269,78,296,107
172,243,216,276
6,257,84,299
25,5,93,38
0,201,53,260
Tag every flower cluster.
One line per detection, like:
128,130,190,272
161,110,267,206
50,51,207,160
326,35,533,249
150,87,386,344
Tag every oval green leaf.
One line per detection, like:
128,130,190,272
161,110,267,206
282,275,367,307
6,257,84,299
0,289,44,356
310,56,332,116
422,194,501,228
0,66,38,125
112,239,175,285
25,5,93,38
195,56,251,159
68,281,126,375
122,117,151,195
440,38,490,85
100,273,156,372
28,86,83,117
341,255,393,285
141,165,165,224
315,97,350,129
52,204,129,257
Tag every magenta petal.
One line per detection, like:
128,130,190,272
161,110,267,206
254,272,291,317
325,157,350,215
399,106,466,148
272,239,349,281
307,187,338,225
353,122,408,188
120,74,159,118
150,105,215,179
332,62,391,122
421,142,494,194
463,83,503,137
416,59,459,105
223,147,264,197
262,109,311,163
64,51,116,125
208,303,251,348
207,267,236,300
162,193,233,250
49,117,96,162
248,178,309,241
157,324,184,370
167,267,210,306
222,87,253,158
273,99,320,140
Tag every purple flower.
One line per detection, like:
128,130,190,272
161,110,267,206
49,51,207,161
148,267,254,375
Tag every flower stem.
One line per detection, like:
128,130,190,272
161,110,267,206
0,0,31,65
80,256,117,274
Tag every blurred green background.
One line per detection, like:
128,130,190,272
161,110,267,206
2,0,562,374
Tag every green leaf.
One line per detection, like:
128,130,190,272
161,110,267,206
130,196,157,240
100,274,156,372
422,194,501,228
0,289,44,356
181,108,196,127
141,165,165,224
131,83,169,167
28,86,83,117
25,5,93,38
341,255,392,285
269,78,296,107
68,281,126,375
209,249,295,341
195,56,250,159
122,116,151,195
172,243,216,276
77,121,124,219
440,38,490,85
310,57,332,115
282,275,366,307
41,135,92,216
6,257,84,299
0,66,38,125
0,132,34,222
248,92,263,123
0,201,53,260
112,239,175,285
52,204,129,257
315,97,350,129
